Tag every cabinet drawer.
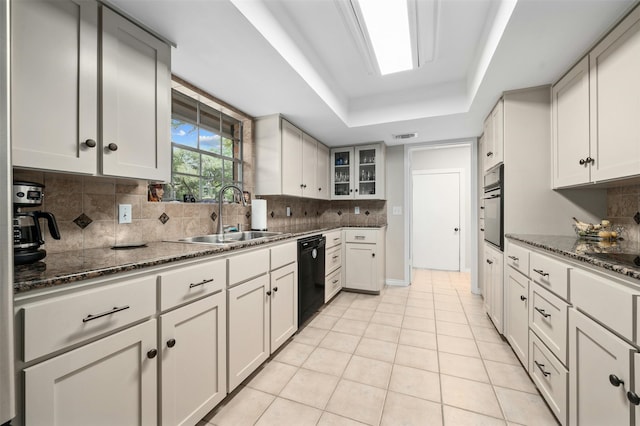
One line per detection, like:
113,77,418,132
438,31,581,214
325,268,342,303
506,242,530,277
530,252,569,300
529,331,567,425
228,248,269,286
159,259,226,311
324,230,342,249
344,229,377,244
271,241,296,271
326,245,342,274
570,268,637,341
530,283,569,365
22,276,156,362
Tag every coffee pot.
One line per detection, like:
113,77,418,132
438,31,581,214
13,181,61,265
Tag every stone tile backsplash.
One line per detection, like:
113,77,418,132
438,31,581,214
607,184,640,243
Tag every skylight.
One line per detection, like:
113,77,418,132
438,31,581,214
357,0,413,75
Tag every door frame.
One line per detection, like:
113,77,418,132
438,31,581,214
410,168,465,272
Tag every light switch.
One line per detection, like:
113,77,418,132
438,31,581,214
118,204,132,224
392,206,402,215
286,207,291,217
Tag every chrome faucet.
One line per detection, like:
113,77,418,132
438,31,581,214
217,184,247,235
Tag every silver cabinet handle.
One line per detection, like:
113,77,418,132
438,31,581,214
189,278,214,288
354,235,365,240
508,255,519,261
533,269,549,277
486,259,493,264
535,307,551,318
534,360,551,377
83,305,130,323
332,255,339,259
332,279,339,284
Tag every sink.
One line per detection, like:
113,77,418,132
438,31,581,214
174,231,283,245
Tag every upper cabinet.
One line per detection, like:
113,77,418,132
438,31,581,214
331,144,385,200
254,115,330,200
11,0,171,181
483,99,504,172
553,5,640,188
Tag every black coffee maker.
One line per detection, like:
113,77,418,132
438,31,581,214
13,181,61,265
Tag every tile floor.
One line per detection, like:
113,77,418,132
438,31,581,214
199,269,559,426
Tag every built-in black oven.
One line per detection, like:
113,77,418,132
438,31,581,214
483,164,504,251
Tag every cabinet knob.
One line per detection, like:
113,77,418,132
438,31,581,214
609,374,624,387
520,295,527,301
318,187,322,191
273,286,278,292
167,339,176,348
586,156,595,165
147,349,158,359
486,151,493,157
300,184,304,188
355,189,358,193
372,253,375,258
486,259,493,265
454,228,459,232
350,189,353,193
266,290,272,296
579,158,586,165
627,391,640,405
84,139,97,148
107,143,118,151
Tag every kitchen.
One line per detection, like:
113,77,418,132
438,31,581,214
2,1,637,424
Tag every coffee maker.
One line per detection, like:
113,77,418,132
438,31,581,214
13,181,61,265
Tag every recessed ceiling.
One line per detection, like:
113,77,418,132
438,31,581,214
108,0,635,147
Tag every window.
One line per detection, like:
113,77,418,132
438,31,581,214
167,90,243,202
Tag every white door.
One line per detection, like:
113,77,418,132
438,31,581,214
412,171,461,270
270,263,298,352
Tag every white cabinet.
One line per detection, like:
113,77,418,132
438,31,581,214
324,229,342,303
270,262,298,352
483,242,504,333
343,228,385,293
24,319,157,426
483,99,504,172
11,0,171,181
331,144,385,200
530,330,568,425
505,267,529,366
254,115,330,199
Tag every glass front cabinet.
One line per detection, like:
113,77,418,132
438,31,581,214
330,144,385,200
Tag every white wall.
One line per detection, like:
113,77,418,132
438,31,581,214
385,145,406,284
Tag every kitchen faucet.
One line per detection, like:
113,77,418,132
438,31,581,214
217,184,247,235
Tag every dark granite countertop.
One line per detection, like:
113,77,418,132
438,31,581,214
506,234,640,281
14,224,385,294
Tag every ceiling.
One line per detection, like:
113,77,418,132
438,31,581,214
109,0,636,147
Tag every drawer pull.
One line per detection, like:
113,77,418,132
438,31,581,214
533,269,549,277
354,235,366,240
534,361,551,377
82,305,130,323
332,255,339,260
520,295,527,301
332,279,339,284
189,278,214,288
627,391,640,405
333,237,340,241
486,259,493,265
609,374,624,387
167,338,176,348
534,307,551,318
508,255,519,261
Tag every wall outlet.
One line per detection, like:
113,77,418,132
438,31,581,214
393,206,402,215
354,206,360,214
286,206,291,217
118,204,132,224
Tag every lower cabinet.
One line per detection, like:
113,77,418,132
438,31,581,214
24,319,158,426
530,330,568,424
505,267,529,366
270,262,298,352
159,292,226,426
343,228,385,293
484,243,504,333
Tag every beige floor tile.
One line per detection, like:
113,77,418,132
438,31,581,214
319,331,361,354
279,368,339,409
443,405,506,425
436,321,474,339
322,304,349,318
435,310,468,324
274,341,315,366
394,344,439,373
441,375,503,419
326,380,387,425
437,335,480,357
332,318,369,336
435,301,465,312
405,306,435,319
294,326,329,346
494,387,558,425
370,311,404,327
434,294,461,304
255,397,322,426
381,294,407,305
363,322,401,343
380,391,443,426
406,297,433,308
477,341,521,366
389,364,441,402
343,355,393,389
467,313,496,329
399,329,438,350
317,412,368,426
402,316,436,333
332,292,358,307
471,325,504,343
355,337,398,363
302,347,352,376
376,302,406,315
310,314,340,330
210,387,275,426
484,360,537,393
342,307,375,322
247,361,298,395
439,352,489,383
432,287,458,296
407,291,433,301
350,297,380,311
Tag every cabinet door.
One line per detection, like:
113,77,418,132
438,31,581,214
160,292,226,426
483,248,493,317
12,0,98,174
227,274,270,392
589,6,640,183
490,248,504,334
331,147,354,199
490,100,504,166
344,243,376,291
24,320,157,426
552,56,591,188
316,142,330,200
281,120,303,196
101,8,171,181
355,145,379,199
482,114,493,172
569,309,633,426
506,268,529,367
270,263,298,352
301,133,317,198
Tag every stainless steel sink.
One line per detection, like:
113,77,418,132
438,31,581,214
174,231,283,245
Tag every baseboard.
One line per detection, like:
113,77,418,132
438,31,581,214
386,279,409,287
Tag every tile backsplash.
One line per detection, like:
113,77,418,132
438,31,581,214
607,184,640,243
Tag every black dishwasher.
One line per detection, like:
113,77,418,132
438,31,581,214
298,235,326,326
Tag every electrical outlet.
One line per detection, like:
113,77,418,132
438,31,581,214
354,206,360,214
118,204,132,224
286,207,291,217
393,206,402,215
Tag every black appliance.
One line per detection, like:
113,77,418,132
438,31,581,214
298,235,326,326
482,164,504,251
13,181,61,265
